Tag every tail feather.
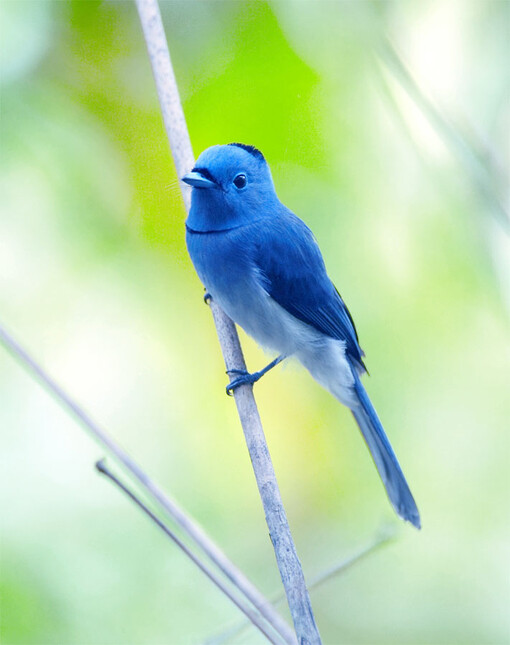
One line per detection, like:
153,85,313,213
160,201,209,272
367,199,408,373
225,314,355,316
352,373,421,529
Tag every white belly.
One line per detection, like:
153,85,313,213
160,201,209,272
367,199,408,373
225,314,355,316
211,283,357,408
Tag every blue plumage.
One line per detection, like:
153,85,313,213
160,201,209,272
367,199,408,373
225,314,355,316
251,211,365,370
183,143,420,529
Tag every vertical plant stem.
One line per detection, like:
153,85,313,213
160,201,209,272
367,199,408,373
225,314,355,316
208,307,321,645
134,0,321,642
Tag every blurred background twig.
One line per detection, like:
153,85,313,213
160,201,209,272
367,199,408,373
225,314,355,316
95,459,284,644
378,37,509,231
205,528,396,645
0,322,291,641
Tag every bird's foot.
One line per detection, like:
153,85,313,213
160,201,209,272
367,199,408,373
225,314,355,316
225,355,286,396
203,291,212,304
225,368,262,396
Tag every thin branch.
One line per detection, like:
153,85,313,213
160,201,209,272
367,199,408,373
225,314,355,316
205,528,396,645
134,0,321,641
0,323,289,643
95,459,283,645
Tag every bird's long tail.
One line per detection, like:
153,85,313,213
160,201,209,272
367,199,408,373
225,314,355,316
351,371,421,529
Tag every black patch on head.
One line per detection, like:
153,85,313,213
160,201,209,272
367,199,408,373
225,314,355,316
227,143,265,161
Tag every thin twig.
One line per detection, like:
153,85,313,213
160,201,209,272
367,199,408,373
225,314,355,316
306,529,395,589
134,0,321,641
205,528,396,645
0,323,288,642
95,459,283,645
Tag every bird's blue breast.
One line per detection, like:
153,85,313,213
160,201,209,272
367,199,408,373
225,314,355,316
185,224,255,299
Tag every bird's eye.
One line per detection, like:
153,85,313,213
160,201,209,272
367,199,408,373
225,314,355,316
233,173,247,189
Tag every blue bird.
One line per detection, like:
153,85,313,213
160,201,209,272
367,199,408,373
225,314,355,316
183,143,420,529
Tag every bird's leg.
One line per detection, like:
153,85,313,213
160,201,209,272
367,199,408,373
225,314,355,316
226,355,286,396
203,290,212,304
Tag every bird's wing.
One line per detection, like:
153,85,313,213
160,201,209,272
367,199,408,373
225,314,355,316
252,212,365,368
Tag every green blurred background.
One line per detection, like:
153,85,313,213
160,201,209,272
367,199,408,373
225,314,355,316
1,1,509,643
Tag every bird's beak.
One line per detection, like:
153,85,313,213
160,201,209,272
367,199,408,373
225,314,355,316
181,171,217,189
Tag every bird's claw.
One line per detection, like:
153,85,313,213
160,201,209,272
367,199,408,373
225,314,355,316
203,291,212,304
225,369,258,396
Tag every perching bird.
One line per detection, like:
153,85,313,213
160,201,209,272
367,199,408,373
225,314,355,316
183,143,420,529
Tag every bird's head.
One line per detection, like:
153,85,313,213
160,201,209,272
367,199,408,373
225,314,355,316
182,143,279,232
